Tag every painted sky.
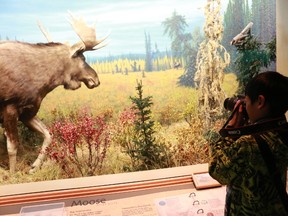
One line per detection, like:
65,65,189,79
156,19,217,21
0,0,228,58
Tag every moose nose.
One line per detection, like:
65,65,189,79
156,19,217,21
95,80,100,87
86,78,100,89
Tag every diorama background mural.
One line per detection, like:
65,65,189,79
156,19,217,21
0,0,276,184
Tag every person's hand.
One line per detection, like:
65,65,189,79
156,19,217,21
227,100,245,128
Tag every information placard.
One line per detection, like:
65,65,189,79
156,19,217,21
192,172,222,189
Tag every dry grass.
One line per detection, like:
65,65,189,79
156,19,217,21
0,70,238,184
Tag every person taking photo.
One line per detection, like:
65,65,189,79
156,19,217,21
209,71,288,215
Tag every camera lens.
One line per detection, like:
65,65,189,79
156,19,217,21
224,97,237,111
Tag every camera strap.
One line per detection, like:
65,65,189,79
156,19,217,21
253,134,288,213
219,117,288,138
220,116,288,212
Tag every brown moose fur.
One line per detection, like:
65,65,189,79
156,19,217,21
0,40,101,173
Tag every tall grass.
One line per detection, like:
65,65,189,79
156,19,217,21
38,71,181,119
0,69,238,184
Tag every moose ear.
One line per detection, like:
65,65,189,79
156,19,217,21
70,42,85,58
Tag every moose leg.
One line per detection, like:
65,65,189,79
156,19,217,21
3,105,20,173
23,116,52,174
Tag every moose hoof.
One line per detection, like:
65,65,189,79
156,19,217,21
29,166,38,174
29,163,41,174
29,159,42,174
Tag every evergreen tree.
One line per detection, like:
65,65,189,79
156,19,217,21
222,0,250,71
153,43,161,71
267,0,276,41
233,34,275,93
233,0,246,35
251,0,276,43
144,32,153,72
251,0,260,36
178,26,203,87
222,0,276,72
244,0,251,25
129,80,172,170
162,10,188,60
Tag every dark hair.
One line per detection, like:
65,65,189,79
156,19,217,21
245,71,288,117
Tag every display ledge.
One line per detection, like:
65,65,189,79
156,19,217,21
0,163,208,214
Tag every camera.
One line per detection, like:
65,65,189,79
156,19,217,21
221,95,249,131
224,95,245,111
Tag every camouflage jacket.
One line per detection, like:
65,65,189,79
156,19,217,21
209,128,288,216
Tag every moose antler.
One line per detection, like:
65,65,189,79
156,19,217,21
37,20,53,42
230,22,253,46
68,11,109,51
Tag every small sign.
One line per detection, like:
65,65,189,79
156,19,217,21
192,172,222,189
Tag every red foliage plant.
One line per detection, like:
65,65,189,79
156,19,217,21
45,111,110,177
110,107,137,150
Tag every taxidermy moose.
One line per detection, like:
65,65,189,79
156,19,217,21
0,13,108,173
